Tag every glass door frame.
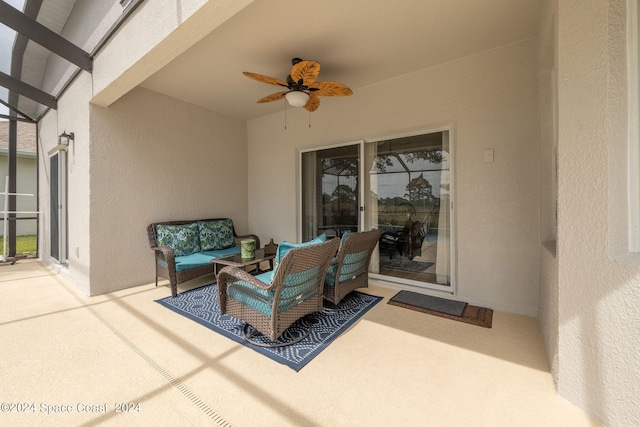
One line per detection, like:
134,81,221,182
48,147,68,265
297,140,366,240
365,127,456,295
297,127,456,295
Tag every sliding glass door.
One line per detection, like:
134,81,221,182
301,130,453,291
301,144,360,241
365,131,451,289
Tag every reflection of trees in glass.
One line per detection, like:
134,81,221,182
373,151,443,173
332,184,356,203
323,158,358,176
405,173,435,205
324,188,357,216
322,157,358,217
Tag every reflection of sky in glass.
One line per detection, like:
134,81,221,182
0,1,26,117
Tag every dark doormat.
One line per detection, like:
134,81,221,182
388,290,493,328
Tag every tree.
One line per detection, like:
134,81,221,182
405,173,435,205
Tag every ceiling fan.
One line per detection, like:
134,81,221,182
243,58,353,112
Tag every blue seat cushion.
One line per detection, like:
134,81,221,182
228,267,320,316
157,246,241,272
339,231,352,247
201,247,242,259
325,249,369,286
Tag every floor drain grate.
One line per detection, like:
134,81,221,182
71,291,232,426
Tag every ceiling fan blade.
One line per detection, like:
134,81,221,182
308,81,353,96
257,91,287,103
304,92,320,112
243,72,288,87
291,60,320,85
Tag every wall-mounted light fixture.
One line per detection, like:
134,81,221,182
58,131,74,146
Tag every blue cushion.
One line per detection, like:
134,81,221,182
228,266,321,316
227,280,274,315
271,233,327,281
254,271,273,283
325,249,369,285
201,247,241,259
156,223,201,256
157,246,241,272
339,231,352,247
174,253,215,272
198,219,235,250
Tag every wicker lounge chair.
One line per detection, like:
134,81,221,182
217,237,340,347
324,229,382,307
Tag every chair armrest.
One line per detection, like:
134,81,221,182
150,245,176,271
217,266,272,291
217,265,273,313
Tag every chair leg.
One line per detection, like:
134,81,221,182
242,323,311,348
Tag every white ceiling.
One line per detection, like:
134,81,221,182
139,0,540,122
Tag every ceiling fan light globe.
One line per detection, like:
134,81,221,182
285,91,309,107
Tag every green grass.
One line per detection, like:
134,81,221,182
0,234,37,255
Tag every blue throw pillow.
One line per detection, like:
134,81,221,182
156,223,201,256
270,233,327,282
198,219,235,250
339,231,352,248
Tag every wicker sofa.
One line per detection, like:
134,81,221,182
147,218,260,297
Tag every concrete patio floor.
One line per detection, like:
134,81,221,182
0,259,598,426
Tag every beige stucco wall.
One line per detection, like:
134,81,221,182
38,83,248,296
562,0,640,423
37,72,93,294
554,0,640,425
88,86,248,295
247,39,541,316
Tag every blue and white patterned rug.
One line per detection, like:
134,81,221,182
156,284,382,371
